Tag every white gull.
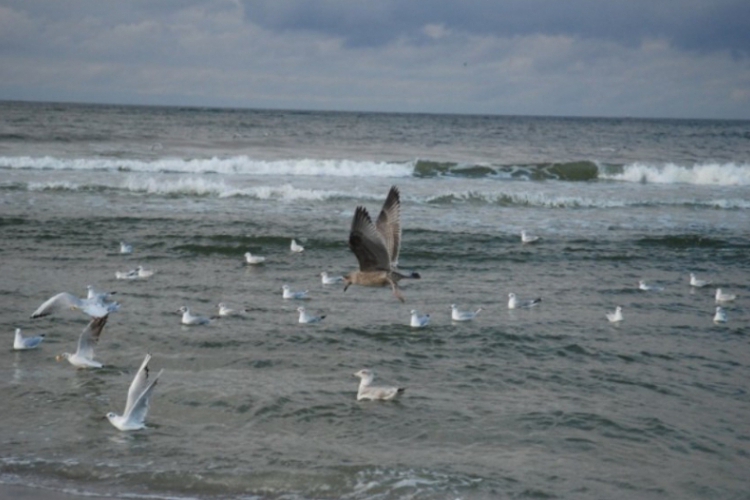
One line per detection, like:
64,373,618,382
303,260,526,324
451,304,482,321
713,306,728,324
320,272,345,285
606,306,623,323
508,293,541,310
689,273,711,288
106,353,163,431
282,285,310,300
13,328,45,350
410,309,430,328
353,369,405,401
715,288,737,303
297,307,326,324
638,280,664,291
290,239,305,253
31,290,120,319
244,252,266,264
521,230,540,244
56,316,109,368
177,306,211,326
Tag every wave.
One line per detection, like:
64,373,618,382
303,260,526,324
599,162,750,186
9,178,749,209
0,155,414,177
1,156,748,185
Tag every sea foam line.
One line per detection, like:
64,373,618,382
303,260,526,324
0,155,413,177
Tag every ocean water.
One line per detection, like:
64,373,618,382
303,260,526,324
0,101,749,499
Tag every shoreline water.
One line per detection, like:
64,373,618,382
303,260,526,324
0,484,113,500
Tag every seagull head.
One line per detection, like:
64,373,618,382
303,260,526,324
354,369,374,384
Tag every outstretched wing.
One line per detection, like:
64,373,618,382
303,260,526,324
349,206,391,271
375,186,402,268
124,354,152,415
76,315,109,360
30,292,81,318
124,369,163,425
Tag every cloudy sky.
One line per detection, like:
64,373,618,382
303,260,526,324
1,0,749,119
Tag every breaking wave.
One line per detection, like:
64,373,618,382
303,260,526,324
1,156,748,185
10,178,749,209
599,162,750,186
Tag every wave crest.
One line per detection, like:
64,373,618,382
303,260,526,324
601,163,750,185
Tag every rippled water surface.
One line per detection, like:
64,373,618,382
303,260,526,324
0,102,749,499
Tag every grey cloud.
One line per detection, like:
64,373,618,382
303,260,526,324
239,0,750,55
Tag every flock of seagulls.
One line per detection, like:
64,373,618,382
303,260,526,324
608,272,737,325
13,184,742,427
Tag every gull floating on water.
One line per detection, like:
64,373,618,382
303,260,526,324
344,186,420,302
31,289,120,319
106,354,163,431
297,307,326,324
56,316,109,368
13,328,45,350
290,239,305,253
689,273,711,288
713,306,728,324
115,269,139,280
244,252,266,264
508,293,541,310
136,266,155,279
119,242,133,254
606,306,624,323
451,304,482,321
320,271,345,285
638,280,664,291
282,285,310,300
177,306,211,326
353,369,405,401
521,230,540,244
214,303,246,318
410,309,430,328
715,288,736,303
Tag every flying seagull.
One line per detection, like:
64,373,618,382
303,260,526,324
56,315,109,368
344,186,420,302
106,353,163,431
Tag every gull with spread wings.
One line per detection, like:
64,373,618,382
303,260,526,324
106,353,163,431
344,186,420,302
56,315,109,368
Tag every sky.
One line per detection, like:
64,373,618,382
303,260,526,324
1,0,749,119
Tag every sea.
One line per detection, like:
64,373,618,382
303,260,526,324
0,100,749,500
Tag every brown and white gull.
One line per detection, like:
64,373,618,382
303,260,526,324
344,186,420,302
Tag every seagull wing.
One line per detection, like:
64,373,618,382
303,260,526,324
124,354,152,415
123,369,163,424
31,292,82,318
349,206,391,271
375,186,402,268
76,315,108,360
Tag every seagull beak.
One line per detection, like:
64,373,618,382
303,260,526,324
55,355,62,362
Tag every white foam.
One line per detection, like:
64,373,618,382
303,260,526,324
0,155,414,177
601,163,750,186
